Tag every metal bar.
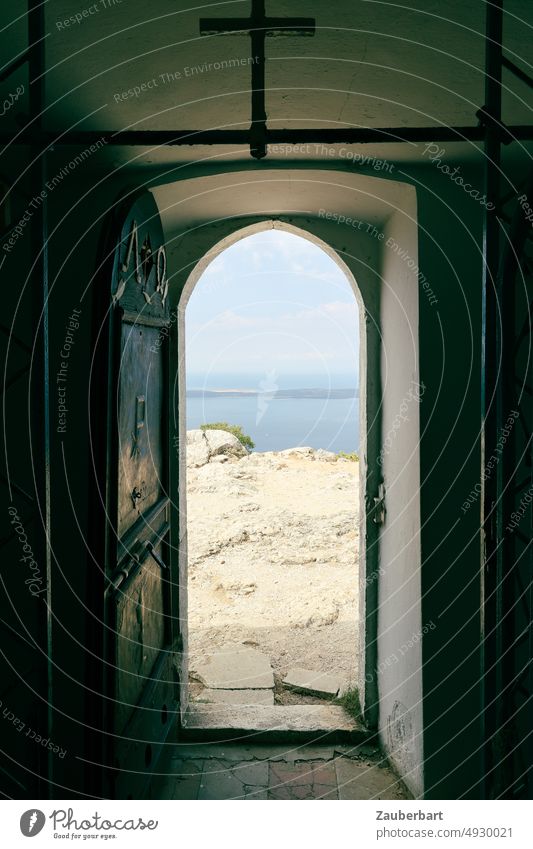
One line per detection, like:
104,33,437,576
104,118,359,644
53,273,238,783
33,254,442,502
480,0,503,797
28,0,51,800
200,0,315,159
109,521,171,592
0,50,30,84
529,494,533,799
481,0,504,801
200,8,314,35
145,540,169,571
476,107,515,145
499,166,533,800
200,16,259,33
0,472,34,503
0,325,32,353
5,363,33,391
250,0,267,159
502,56,533,90
260,17,315,34
200,17,315,35
1,125,533,149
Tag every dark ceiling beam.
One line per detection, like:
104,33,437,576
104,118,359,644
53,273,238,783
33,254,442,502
1,124,533,149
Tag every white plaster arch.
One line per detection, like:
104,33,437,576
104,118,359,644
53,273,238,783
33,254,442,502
154,167,422,797
174,218,368,716
178,218,365,317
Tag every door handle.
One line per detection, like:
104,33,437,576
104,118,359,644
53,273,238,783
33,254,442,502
145,540,169,571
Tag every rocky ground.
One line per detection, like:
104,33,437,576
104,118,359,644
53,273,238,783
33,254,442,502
186,429,360,703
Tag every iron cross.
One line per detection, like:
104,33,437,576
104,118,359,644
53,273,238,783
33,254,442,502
200,0,315,160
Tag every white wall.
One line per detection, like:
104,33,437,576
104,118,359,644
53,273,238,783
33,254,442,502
40,149,486,799
154,167,423,794
378,207,423,797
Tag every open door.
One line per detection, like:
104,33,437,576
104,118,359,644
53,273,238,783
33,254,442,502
91,191,181,799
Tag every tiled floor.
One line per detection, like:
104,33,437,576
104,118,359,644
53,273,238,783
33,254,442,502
149,742,411,800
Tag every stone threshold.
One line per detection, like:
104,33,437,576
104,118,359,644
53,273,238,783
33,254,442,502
180,704,374,744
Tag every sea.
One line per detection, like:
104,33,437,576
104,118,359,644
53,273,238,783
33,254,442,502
186,373,360,454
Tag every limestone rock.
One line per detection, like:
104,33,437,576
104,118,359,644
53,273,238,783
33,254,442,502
283,667,343,698
186,429,210,467
183,704,365,736
204,429,249,459
276,446,315,458
187,439,359,688
187,429,206,446
186,428,248,467
196,689,274,706
192,645,274,690
315,448,338,461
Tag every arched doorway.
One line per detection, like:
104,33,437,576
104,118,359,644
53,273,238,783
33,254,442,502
179,223,365,726
155,167,421,794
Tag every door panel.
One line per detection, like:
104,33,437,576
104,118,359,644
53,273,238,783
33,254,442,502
98,191,179,798
117,322,166,537
113,539,167,736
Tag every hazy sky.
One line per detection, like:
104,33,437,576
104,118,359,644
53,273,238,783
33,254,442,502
185,230,359,383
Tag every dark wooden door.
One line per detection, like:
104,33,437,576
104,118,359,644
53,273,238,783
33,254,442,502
95,192,179,798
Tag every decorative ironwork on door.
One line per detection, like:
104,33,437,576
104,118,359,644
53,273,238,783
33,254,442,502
98,192,179,799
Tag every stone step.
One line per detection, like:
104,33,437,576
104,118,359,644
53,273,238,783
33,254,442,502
180,704,374,745
194,688,275,706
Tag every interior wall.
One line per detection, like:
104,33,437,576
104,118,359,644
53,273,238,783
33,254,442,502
0,149,50,797
155,169,421,785
44,170,129,795
378,205,423,796
36,157,484,801
154,163,484,801
374,164,484,800
414,165,484,800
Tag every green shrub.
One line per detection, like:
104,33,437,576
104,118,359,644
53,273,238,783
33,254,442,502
200,422,255,451
334,687,362,721
337,451,359,462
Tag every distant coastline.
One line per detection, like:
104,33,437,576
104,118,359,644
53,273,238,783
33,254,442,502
186,387,359,400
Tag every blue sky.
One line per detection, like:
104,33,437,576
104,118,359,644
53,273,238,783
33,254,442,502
185,230,359,385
